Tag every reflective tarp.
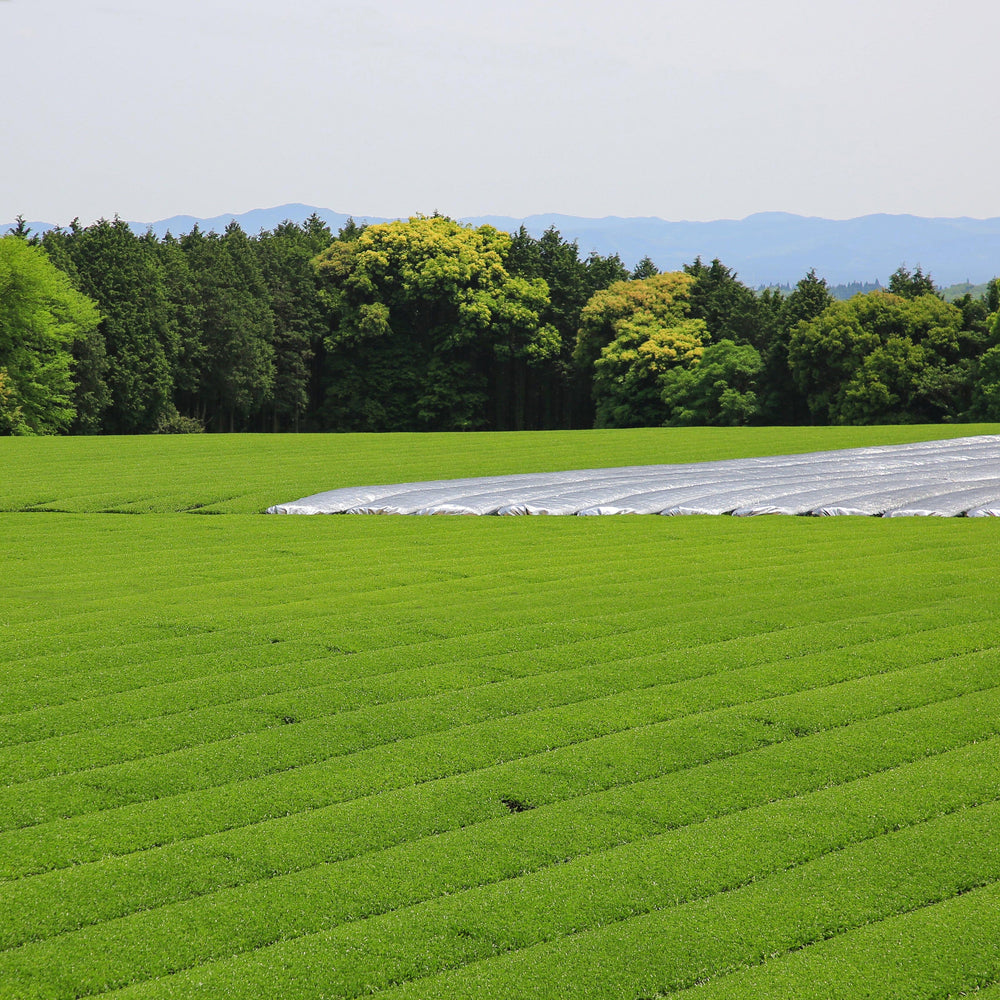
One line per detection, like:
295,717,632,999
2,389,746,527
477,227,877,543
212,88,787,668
267,435,1000,518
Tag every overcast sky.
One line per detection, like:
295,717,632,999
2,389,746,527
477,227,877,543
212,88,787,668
3,0,998,225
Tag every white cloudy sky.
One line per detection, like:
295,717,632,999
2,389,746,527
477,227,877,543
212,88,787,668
2,0,998,224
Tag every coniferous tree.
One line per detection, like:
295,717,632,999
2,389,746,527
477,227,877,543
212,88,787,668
888,265,938,300
760,269,832,423
985,278,1000,315
182,223,275,431
154,231,205,429
256,218,332,431
45,219,175,433
583,251,631,298
503,226,603,428
683,257,765,349
632,256,659,279
37,225,110,432
11,210,1000,433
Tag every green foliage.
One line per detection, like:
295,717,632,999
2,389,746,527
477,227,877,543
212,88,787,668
662,338,763,425
783,268,834,327
36,225,110,432
582,249,631,294
593,314,706,427
989,278,1000,314
153,406,205,433
949,291,993,355
580,272,707,427
968,344,1000,419
65,318,110,433
755,270,832,424
252,217,331,431
684,257,767,349
314,216,558,431
504,227,629,429
157,232,204,419
43,220,176,433
0,366,21,433
888,263,938,299
0,235,101,434
181,223,276,431
6,210,1000,433
789,290,971,423
631,255,659,279
32,216,336,434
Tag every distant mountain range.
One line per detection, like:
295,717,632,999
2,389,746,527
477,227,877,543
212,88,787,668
5,204,1000,288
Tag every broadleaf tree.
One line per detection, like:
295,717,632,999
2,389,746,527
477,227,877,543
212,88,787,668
789,290,969,423
0,235,101,434
578,272,708,428
661,339,763,426
313,216,558,431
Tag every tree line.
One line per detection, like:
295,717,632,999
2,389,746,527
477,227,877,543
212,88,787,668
2,213,999,435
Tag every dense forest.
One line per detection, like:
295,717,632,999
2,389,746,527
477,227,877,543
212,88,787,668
2,213,999,436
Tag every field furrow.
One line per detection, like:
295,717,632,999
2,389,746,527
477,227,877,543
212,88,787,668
4,675,999,895
669,884,1000,999
4,609,996,783
82,802,1000,1000
1,730,996,960
4,639,998,834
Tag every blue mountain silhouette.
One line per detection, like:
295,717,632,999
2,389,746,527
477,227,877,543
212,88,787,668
6,205,1000,287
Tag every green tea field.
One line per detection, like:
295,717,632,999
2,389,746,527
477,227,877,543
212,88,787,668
2,426,1000,999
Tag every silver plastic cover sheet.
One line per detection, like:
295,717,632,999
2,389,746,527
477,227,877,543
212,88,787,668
267,435,1000,517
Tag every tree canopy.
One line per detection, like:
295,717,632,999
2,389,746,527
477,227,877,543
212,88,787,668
314,216,559,430
789,290,971,423
49,220,176,433
0,235,100,434
3,210,998,434
661,339,763,426
577,272,708,427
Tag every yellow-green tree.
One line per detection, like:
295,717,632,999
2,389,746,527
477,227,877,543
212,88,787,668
0,235,101,434
313,216,558,430
576,271,707,427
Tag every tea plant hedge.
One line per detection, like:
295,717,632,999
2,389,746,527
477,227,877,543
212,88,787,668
2,427,998,998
